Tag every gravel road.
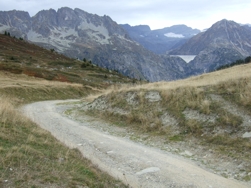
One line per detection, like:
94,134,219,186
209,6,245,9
22,100,249,188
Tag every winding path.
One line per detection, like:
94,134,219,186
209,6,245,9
22,100,248,188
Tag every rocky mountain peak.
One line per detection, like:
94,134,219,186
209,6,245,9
0,10,30,21
132,25,151,33
212,19,238,28
170,19,251,56
0,7,189,82
207,19,243,38
57,7,84,28
32,9,57,26
0,10,31,32
169,19,251,76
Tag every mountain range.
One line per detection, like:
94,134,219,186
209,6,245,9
120,24,200,54
170,19,251,56
0,8,251,81
0,8,189,82
170,19,251,75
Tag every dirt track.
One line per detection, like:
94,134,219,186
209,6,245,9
22,100,249,188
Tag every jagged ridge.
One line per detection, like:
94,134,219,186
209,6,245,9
0,8,187,82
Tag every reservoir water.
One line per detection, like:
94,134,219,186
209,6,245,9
171,55,196,63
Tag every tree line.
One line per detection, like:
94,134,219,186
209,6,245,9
216,56,251,71
3,31,23,40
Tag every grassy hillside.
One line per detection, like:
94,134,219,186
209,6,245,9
0,72,127,187
0,33,133,187
0,34,137,89
1,31,250,185
0,75,127,188
77,62,251,182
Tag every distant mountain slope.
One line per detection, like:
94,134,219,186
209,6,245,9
0,33,134,87
121,24,200,54
187,47,244,75
170,19,251,56
0,8,188,82
243,25,251,32
169,19,251,76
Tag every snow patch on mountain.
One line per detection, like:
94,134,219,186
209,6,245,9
164,32,185,38
54,27,78,38
78,20,110,44
0,25,11,31
27,30,48,43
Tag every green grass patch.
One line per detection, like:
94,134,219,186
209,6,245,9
169,135,184,142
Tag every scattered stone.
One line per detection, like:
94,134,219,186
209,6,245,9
58,157,64,163
238,163,244,168
136,167,160,175
126,92,138,105
86,96,108,110
161,112,178,126
145,91,162,102
242,132,251,138
112,107,128,115
180,150,193,157
182,108,216,123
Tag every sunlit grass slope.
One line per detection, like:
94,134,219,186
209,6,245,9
83,62,251,181
0,33,136,89
0,31,138,187
0,72,126,187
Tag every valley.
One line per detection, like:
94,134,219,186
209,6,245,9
1,8,250,82
0,8,189,81
0,6,251,188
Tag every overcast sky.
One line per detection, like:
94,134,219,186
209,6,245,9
0,0,250,30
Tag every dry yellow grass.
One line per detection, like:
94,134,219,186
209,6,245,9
138,63,251,91
0,96,27,125
88,64,250,134
84,62,251,135
0,71,126,187
0,71,89,105
81,63,251,181
84,62,251,133
87,62,251,98
0,71,81,89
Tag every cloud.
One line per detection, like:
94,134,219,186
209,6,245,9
164,33,185,38
0,0,251,30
